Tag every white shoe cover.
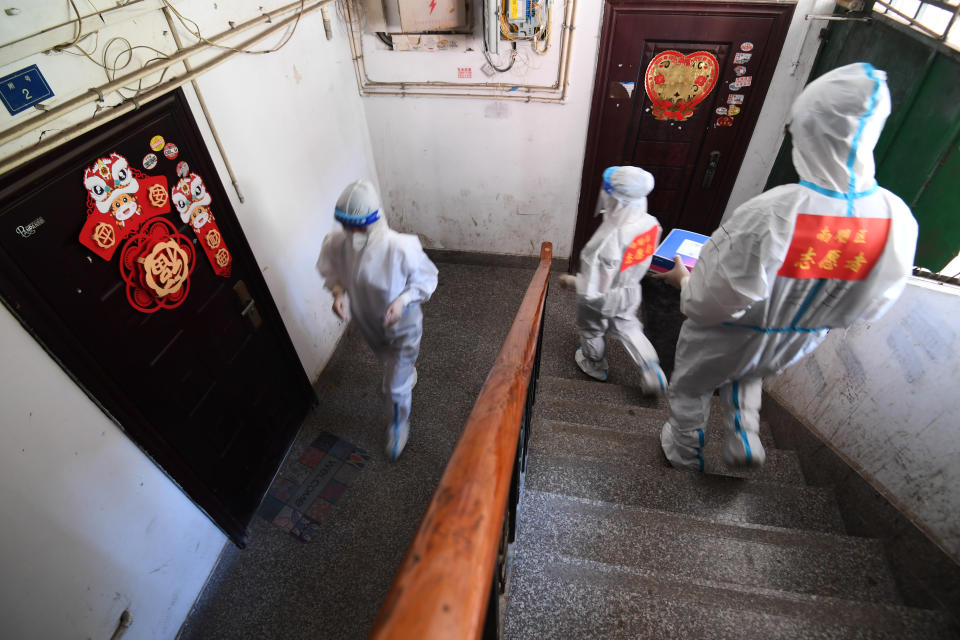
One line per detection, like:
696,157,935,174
386,400,410,461
722,430,766,468
641,364,668,397
386,419,409,461
575,348,609,381
660,421,705,472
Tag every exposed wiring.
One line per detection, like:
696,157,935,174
52,0,84,52
532,1,552,55
484,41,516,73
376,31,394,49
161,0,306,55
49,0,314,104
61,34,174,99
499,0,551,46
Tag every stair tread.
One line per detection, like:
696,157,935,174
531,417,802,484
516,490,901,605
537,380,776,448
540,374,666,407
504,552,958,640
527,453,845,533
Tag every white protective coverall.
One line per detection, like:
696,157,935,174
317,180,438,461
661,63,918,471
575,166,667,394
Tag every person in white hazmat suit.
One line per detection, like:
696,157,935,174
317,179,439,461
655,63,917,471
572,165,668,395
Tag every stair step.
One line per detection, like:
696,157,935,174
540,375,662,408
531,418,803,484
516,490,901,605
503,552,958,640
526,454,845,533
536,384,775,448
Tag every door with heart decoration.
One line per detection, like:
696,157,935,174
571,1,795,268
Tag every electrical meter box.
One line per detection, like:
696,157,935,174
507,0,536,37
397,0,468,32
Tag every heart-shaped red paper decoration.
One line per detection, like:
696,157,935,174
644,50,720,121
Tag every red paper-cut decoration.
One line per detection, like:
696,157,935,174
79,152,170,260
644,50,719,122
119,217,195,313
171,172,232,277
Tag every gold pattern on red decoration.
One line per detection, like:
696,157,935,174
147,183,169,209
92,222,116,249
644,50,719,121
205,228,222,249
777,214,890,281
119,217,195,314
620,226,660,272
141,239,190,298
171,172,232,277
79,153,170,261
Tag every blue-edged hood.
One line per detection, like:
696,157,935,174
789,62,891,196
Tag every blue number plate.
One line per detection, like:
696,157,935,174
0,65,54,116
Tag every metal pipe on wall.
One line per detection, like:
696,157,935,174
0,1,331,177
0,0,157,59
0,0,326,151
161,6,245,202
343,0,578,100
356,0,575,93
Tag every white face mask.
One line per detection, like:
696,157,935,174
350,230,369,250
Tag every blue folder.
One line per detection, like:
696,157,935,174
650,228,710,273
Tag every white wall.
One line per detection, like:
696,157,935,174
172,4,380,381
0,304,225,640
766,279,960,561
361,0,601,258
725,0,836,216
0,2,375,638
361,0,834,259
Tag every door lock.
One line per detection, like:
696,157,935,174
233,280,263,330
702,150,721,189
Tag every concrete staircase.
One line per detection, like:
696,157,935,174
502,375,959,639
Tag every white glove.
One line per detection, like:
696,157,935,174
557,273,577,290
651,255,690,290
332,288,349,321
383,292,410,327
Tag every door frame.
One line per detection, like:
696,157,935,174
570,0,795,270
0,91,315,546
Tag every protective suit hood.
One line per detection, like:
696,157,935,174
598,166,655,226
335,178,382,228
789,63,890,195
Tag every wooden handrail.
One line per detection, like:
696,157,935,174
369,242,554,640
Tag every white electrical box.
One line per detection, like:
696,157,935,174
397,0,467,32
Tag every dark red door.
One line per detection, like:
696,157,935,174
0,91,313,546
571,0,794,268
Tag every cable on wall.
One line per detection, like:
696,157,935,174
0,0,335,175
160,0,307,55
